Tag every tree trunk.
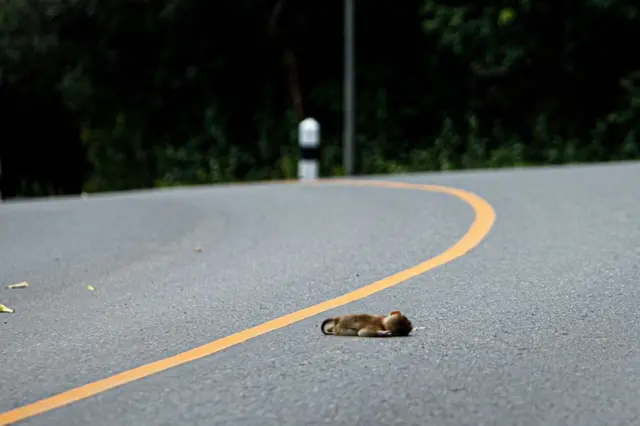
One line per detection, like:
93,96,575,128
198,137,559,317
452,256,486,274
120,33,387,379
268,0,304,121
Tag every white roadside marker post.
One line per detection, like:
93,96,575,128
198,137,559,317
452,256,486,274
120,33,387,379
297,118,320,180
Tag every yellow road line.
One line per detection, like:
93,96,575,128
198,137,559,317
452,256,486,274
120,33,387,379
0,179,496,425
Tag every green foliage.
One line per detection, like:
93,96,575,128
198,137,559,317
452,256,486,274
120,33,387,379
2,0,640,197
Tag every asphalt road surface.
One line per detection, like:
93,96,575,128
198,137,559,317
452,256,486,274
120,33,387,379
1,161,640,425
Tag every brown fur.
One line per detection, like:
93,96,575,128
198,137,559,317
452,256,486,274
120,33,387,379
321,311,414,337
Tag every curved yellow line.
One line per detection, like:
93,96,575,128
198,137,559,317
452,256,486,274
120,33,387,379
0,179,496,425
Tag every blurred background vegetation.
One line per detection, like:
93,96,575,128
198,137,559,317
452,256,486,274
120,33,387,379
1,0,640,198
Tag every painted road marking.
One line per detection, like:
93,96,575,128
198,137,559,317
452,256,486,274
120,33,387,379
0,179,496,425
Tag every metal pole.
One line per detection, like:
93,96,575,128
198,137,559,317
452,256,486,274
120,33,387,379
343,0,355,175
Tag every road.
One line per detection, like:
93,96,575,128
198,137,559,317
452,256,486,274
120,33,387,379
1,161,640,425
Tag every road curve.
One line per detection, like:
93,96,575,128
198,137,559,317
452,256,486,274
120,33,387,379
1,161,640,425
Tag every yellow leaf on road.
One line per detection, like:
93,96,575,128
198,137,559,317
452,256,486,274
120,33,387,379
0,304,14,313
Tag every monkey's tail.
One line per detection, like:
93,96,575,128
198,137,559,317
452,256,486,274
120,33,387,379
321,318,335,335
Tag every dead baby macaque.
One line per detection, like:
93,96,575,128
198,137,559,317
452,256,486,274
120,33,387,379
320,311,414,337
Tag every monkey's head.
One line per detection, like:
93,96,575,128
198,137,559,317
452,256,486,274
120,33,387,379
383,310,413,336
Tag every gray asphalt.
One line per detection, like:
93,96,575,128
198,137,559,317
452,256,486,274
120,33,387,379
1,161,639,425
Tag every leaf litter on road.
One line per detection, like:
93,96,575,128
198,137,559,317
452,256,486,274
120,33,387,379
0,304,15,313
7,281,29,289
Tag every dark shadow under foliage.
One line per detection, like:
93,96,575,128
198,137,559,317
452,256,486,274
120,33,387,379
2,0,640,198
